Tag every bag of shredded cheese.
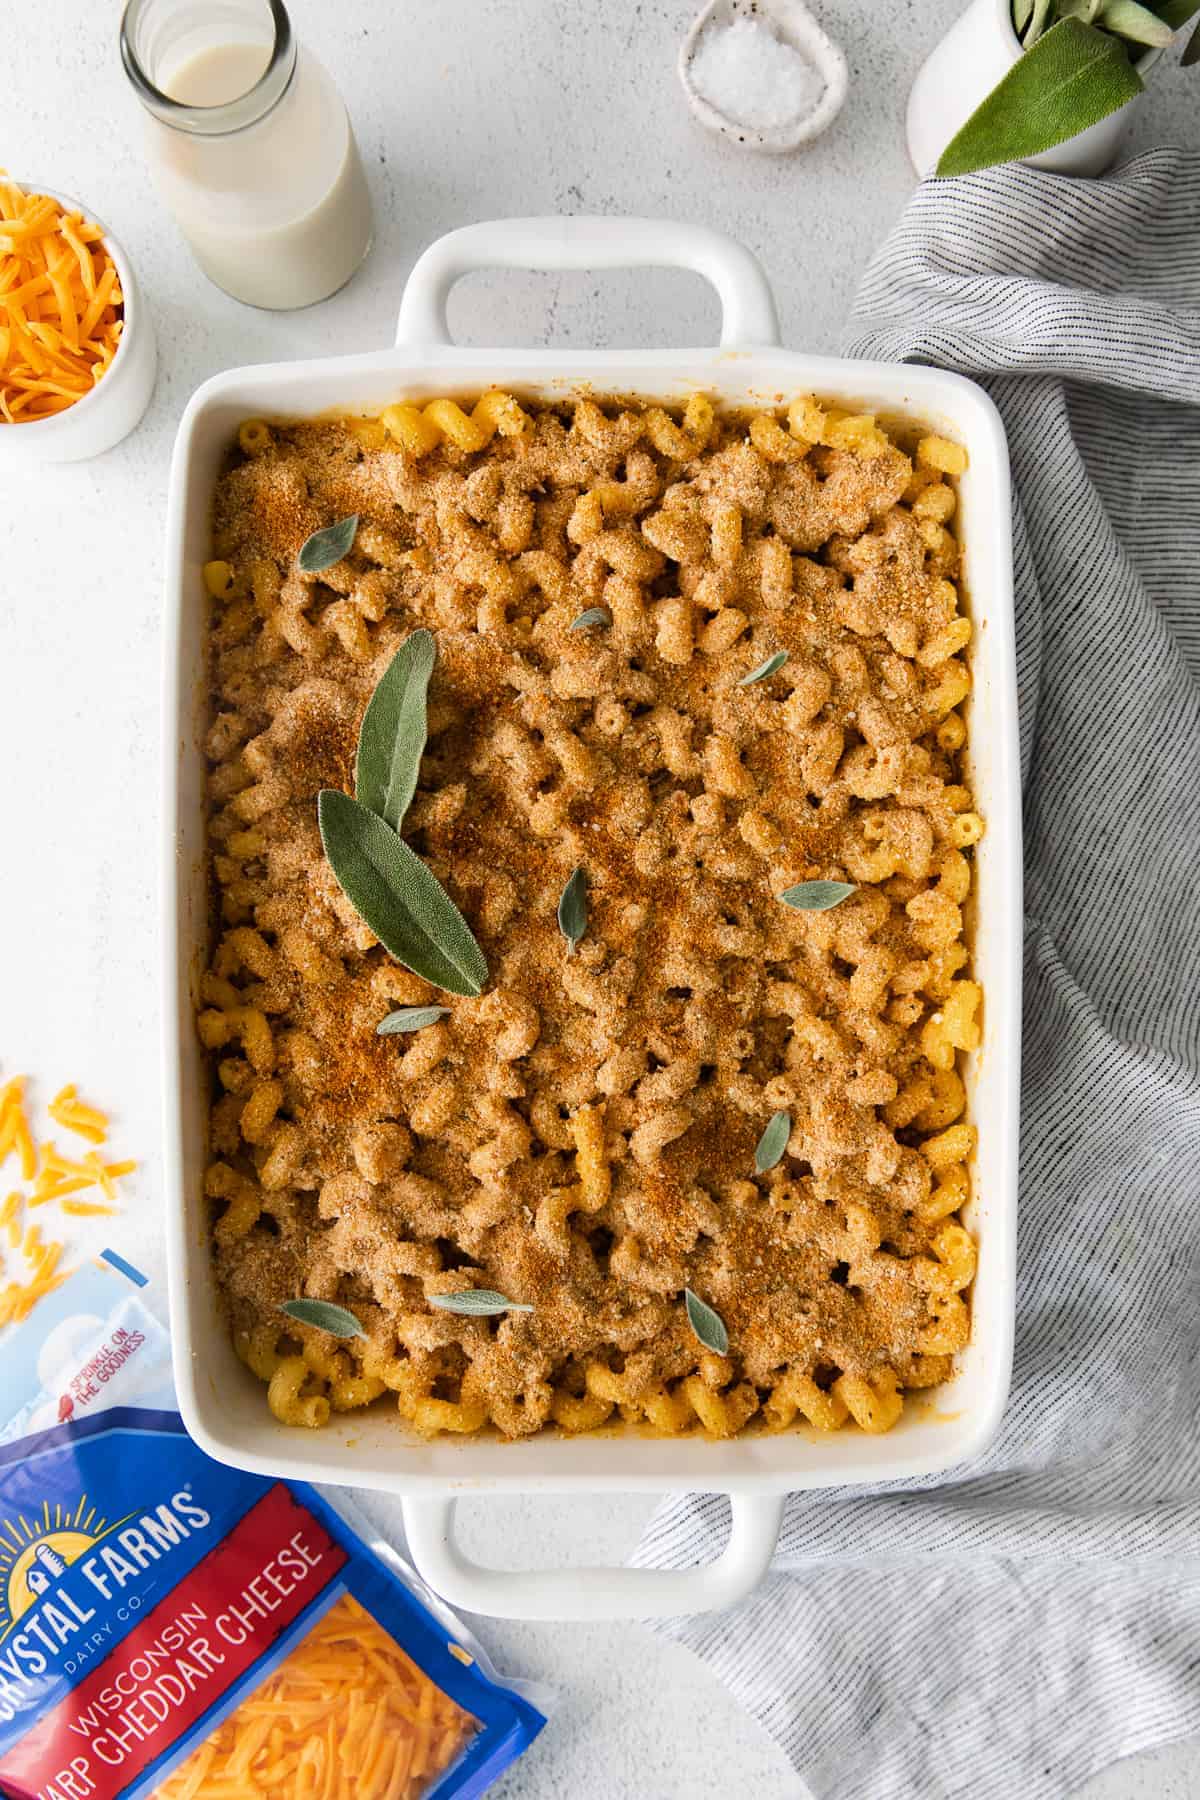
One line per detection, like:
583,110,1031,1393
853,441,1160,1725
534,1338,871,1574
0,1254,549,1800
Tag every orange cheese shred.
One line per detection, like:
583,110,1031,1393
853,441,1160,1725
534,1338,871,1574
30,1177,94,1206
0,1068,136,1326
0,1079,37,1180
49,1082,110,1143
154,1594,478,1800
0,175,124,423
0,1266,72,1326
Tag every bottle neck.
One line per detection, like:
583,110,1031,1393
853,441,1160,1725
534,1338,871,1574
119,0,296,137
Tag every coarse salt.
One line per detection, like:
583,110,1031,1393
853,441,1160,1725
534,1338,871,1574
689,15,824,132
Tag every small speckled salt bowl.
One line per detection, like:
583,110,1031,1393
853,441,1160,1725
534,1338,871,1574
680,0,848,154
0,183,157,466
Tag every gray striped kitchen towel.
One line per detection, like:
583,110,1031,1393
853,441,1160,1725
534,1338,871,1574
634,149,1200,1800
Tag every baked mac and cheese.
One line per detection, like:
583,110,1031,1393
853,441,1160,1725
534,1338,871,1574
199,391,981,1440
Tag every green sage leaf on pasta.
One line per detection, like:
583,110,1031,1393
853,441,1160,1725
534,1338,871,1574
778,880,857,912
684,1288,729,1356
318,789,488,997
428,1290,534,1316
280,1299,365,1337
356,629,436,830
755,1110,792,1174
298,513,359,573
557,866,588,955
739,649,789,687
377,1005,450,1034
936,19,1143,177
570,607,611,630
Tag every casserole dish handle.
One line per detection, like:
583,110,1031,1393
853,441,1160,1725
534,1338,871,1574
395,216,781,349
401,1493,785,1620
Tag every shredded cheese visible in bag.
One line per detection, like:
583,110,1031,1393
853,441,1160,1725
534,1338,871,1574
155,1593,479,1800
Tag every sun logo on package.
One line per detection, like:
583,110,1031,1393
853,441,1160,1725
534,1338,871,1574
0,1497,113,1638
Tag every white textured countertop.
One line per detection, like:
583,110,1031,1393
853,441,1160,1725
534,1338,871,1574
5,3,1199,1795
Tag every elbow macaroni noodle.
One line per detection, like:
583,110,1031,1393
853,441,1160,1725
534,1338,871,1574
201,393,982,1441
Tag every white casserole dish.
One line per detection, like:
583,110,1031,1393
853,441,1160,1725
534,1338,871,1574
163,216,1021,1621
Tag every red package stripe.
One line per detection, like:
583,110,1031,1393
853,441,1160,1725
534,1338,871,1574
0,1483,346,1800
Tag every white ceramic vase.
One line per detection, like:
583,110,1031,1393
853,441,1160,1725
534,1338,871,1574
906,0,1162,179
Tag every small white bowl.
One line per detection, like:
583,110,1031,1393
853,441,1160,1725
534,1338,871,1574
0,183,157,466
679,0,848,155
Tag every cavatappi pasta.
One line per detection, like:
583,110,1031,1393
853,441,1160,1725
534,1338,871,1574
200,391,982,1441
154,1592,478,1799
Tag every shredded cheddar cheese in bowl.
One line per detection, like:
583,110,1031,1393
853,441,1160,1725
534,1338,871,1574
0,173,125,424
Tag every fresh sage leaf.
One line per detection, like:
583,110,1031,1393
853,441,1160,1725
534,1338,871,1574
937,18,1143,177
570,607,611,630
280,1298,365,1337
778,880,857,912
1025,0,1055,41
1185,17,1200,63
377,1005,449,1034
739,650,789,687
1054,0,1104,23
755,1110,792,1174
318,789,488,996
1021,0,1174,44
557,867,588,955
298,513,359,574
356,629,436,830
428,1289,534,1316
684,1288,729,1356
1096,0,1174,44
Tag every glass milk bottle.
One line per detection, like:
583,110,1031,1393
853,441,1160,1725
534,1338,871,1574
120,0,373,309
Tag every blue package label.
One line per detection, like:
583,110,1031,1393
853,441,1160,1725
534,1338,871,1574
0,1260,546,1800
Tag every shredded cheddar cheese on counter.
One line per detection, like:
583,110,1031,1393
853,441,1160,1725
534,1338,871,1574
155,1593,479,1799
0,173,124,423
0,1070,138,1324
0,1077,36,1179
49,1081,110,1141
